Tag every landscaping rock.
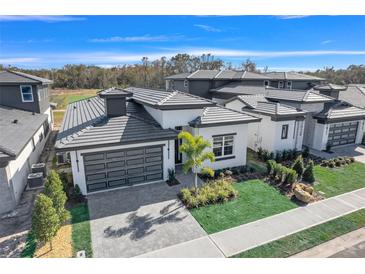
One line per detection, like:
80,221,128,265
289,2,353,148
294,188,312,203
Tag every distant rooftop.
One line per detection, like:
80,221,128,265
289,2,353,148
313,83,347,91
338,84,365,109
0,70,53,85
166,70,323,81
124,87,215,109
210,82,268,96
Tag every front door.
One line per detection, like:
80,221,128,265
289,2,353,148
175,126,183,164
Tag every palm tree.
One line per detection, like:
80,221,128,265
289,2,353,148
178,131,215,188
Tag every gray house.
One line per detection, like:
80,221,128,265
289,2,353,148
165,70,325,101
0,70,53,214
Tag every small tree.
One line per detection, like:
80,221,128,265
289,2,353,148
285,169,298,185
303,160,315,183
178,131,215,188
32,194,60,250
292,155,304,177
266,160,276,176
44,170,70,224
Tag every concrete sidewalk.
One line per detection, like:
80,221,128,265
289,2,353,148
137,187,365,258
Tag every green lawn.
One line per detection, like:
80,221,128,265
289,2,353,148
70,203,92,258
314,162,365,198
233,209,365,258
190,180,297,234
51,94,97,109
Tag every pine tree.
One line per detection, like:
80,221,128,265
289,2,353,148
292,155,304,177
303,160,315,183
32,194,60,250
44,170,70,224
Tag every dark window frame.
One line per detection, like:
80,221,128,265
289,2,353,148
20,85,34,102
213,134,234,158
281,124,289,139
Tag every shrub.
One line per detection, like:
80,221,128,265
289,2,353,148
326,143,332,152
179,180,238,208
266,160,276,175
44,170,70,224
292,155,304,177
269,152,275,160
321,160,329,167
257,147,263,160
31,194,60,249
285,169,298,185
349,157,355,163
303,160,315,183
328,160,335,168
262,149,270,161
302,147,310,158
287,149,295,161
168,168,176,182
224,169,233,177
335,159,342,167
275,151,282,162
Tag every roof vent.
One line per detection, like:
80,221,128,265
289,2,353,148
73,106,77,109
12,119,18,124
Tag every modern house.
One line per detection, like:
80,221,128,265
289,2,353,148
165,70,325,102
55,87,260,195
0,70,53,214
225,94,307,152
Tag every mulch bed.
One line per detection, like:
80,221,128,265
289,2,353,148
166,178,180,186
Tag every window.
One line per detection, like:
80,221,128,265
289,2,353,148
184,79,188,88
20,85,34,102
278,81,284,89
213,135,234,158
281,124,289,139
264,80,270,87
287,81,292,89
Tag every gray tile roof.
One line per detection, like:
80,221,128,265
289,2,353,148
189,106,260,128
314,101,365,122
313,83,347,91
266,89,334,103
165,72,190,80
210,82,268,95
0,70,53,85
55,96,177,151
125,87,215,109
263,71,325,81
166,70,270,80
226,95,306,118
338,84,365,108
0,105,48,161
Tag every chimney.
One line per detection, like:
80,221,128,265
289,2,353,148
98,87,133,118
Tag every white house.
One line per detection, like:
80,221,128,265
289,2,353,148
55,87,260,195
225,94,306,153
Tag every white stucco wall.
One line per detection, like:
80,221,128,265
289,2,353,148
69,140,175,195
191,124,248,170
43,106,53,129
143,105,203,129
0,124,48,214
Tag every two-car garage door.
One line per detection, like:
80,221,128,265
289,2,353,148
328,122,359,147
83,145,163,193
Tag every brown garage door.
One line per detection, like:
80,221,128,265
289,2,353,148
83,145,163,193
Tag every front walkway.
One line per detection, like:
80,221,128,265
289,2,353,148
137,187,365,257
310,145,365,164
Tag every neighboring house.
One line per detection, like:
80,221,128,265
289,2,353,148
165,70,325,101
0,70,53,214
55,87,260,195
225,95,307,153
265,90,365,151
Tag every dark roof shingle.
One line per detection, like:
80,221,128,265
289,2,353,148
0,70,53,85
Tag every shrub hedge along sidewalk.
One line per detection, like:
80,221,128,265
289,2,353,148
232,209,365,258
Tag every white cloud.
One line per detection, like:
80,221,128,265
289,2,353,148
321,40,335,45
0,16,85,22
194,24,222,32
89,34,184,43
276,15,311,20
0,57,39,63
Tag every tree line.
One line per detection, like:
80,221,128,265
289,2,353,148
1,54,364,89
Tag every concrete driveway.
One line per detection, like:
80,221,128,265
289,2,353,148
88,181,206,258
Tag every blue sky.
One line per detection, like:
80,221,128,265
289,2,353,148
0,15,365,71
